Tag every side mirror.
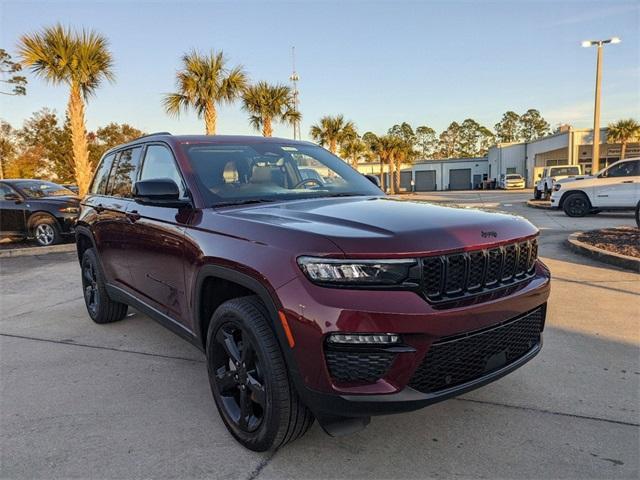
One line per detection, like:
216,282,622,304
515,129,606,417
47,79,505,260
364,174,381,189
133,179,190,208
4,192,22,203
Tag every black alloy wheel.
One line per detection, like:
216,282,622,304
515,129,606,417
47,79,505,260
82,257,100,318
563,193,590,217
212,321,267,433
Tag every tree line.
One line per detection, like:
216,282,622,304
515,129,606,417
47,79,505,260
1,24,639,194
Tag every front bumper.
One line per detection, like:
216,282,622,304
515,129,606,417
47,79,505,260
276,262,550,418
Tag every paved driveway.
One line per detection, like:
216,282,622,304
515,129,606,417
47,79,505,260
1,192,638,479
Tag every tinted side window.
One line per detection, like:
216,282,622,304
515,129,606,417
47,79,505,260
607,161,638,178
0,183,13,196
109,147,143,198
91,153,116,195
140,145,186,197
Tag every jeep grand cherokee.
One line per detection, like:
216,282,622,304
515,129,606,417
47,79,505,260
76,133,550,451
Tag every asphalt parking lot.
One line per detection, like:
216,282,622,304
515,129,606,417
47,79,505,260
1,191,639,479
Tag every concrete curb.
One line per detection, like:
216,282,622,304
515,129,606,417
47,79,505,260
566,232,640,273
0,243,76,259
526,200,552,210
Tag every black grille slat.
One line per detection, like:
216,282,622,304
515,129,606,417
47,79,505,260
445,254,467,295
408,307,544,393
422,239,538,304
325,350,395,383
502,244,517,281
467,251,485,291
423,257,444,297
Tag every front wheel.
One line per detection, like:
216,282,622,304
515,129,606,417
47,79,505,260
206,296,313,451
563,193,591,217
31,215,60,246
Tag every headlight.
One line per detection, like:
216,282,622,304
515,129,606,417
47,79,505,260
297,256,416,285
59,207,80,213
553,184,562,191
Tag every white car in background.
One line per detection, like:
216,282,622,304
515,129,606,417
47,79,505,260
550,158,640,217
499,173,525,189
534,165,582,199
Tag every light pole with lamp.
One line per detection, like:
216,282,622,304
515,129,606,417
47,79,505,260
581,37,620,173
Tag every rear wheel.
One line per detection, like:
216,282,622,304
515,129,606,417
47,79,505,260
533,188,541,200
206,296,313,451
563,193,591,217
81,248,128,324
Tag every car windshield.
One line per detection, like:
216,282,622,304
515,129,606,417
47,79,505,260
181,142,382,206
15,181,75,198
550,167,580,176
506,174,522,180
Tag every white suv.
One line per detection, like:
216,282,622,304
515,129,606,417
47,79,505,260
550,158,639,217
534,165,582,200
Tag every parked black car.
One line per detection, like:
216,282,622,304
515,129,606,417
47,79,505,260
0,179,80,246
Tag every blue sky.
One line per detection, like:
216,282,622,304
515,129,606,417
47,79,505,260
1,0,639,140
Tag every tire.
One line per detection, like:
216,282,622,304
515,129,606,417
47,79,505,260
81,248,128,324
543,186,551,200
31,215,61,246
563,193,591,217
206,296,314,451
533,188,541,200
635,201,640,228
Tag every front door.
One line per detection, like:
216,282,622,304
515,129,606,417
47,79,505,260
126,143,191,328
593,160,639,208
0,183,26,237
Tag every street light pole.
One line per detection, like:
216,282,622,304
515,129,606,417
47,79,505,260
592,43,603,173
582,37,620,173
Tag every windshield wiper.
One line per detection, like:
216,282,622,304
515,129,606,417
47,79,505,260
213,198,279,208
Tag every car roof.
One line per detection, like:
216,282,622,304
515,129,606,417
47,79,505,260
106,133,316,155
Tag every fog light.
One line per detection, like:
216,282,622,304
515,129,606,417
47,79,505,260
327,333,400,344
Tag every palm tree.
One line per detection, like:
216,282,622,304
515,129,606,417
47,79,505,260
241,81,299,137
340,138,368,168
393,139,416,193
309,115,357,154
18,24,114,195
164,50,247,135
368,134,400,193
607,119,640,160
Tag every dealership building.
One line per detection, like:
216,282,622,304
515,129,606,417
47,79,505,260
356,125,639,191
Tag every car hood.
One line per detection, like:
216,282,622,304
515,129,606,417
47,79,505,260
217,196,538,256
556,175,593,184
28,195,80,204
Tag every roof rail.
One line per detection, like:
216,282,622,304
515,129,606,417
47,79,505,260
134,131,172,140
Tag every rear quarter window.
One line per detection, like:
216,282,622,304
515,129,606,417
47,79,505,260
90,153,117,195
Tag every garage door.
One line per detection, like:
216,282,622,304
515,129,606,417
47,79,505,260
415,170,436,191
400,171,412,191
449,168,471,190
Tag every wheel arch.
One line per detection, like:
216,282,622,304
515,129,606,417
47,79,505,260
26,210,59,232
558,189,591,209
194,265,285,351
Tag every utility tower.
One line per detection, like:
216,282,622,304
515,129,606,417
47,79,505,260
289,46,301,140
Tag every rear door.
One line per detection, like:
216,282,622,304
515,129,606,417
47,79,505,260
593,160,639,208
0,183,27,236
85,148,143,287
126,143,191,327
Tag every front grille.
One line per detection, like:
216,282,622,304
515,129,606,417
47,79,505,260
408,306,545,394
422,238,537,303
325,349,396,383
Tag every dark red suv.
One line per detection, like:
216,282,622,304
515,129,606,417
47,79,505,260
76,133,550,451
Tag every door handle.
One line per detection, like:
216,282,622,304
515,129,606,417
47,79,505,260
127,210,141,222
94,203,105,213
